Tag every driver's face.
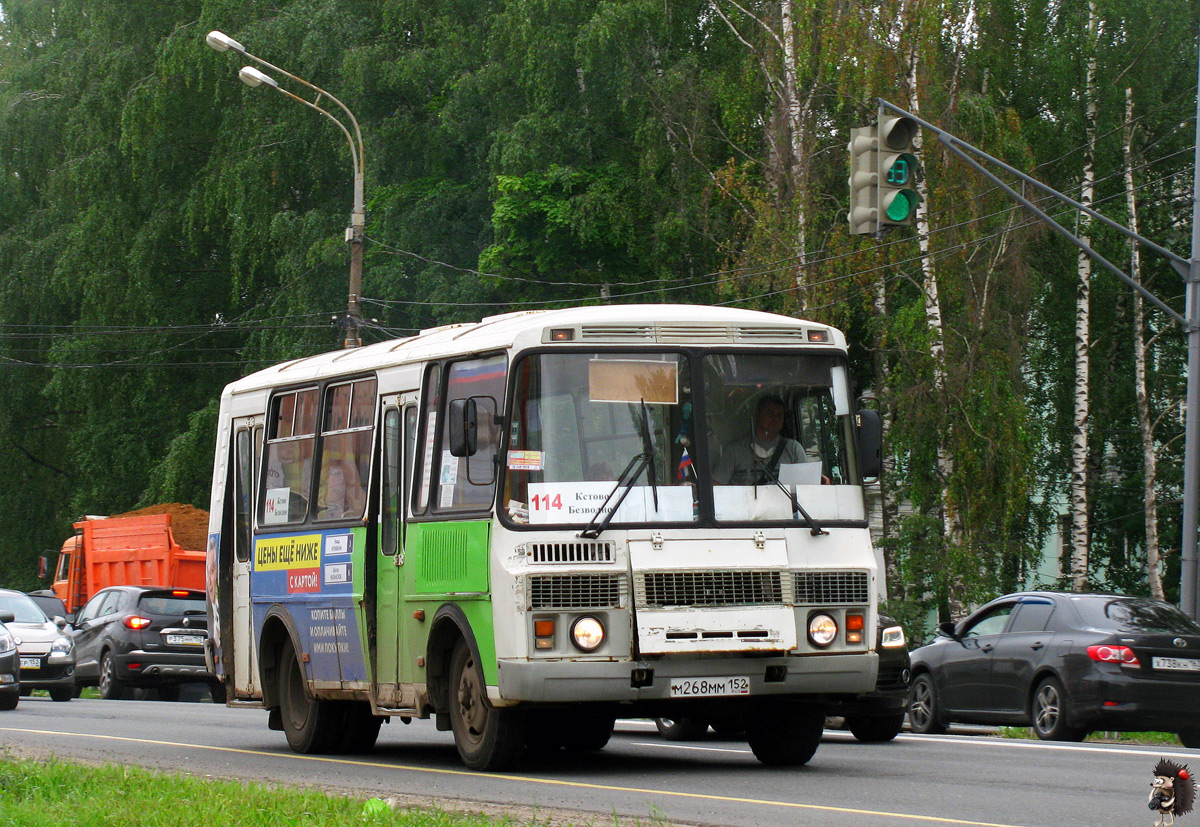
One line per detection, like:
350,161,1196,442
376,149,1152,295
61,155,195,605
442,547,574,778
755,402,785,436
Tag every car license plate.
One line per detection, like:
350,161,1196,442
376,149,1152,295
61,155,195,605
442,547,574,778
1152,656,1200,672
669,676,750,697
166,634,204,646
19,657,40,670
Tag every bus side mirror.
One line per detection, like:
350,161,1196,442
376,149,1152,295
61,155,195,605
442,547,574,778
856,408,882,479
448,398,478,457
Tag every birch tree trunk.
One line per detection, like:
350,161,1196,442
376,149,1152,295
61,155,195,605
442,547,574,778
1070,0,1098,592
1124,87,1164,600
778,0,809,308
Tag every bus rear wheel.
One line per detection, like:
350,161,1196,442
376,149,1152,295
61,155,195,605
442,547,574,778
746,700,824,766
278,638,341,753
449,639,525,771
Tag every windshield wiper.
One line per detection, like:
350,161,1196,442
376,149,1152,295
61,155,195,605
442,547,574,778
753,459,828,536
578,451,651,539
636,399,660,512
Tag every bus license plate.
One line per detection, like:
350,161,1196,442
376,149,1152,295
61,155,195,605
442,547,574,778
669,676,750,698
1153,656,1200,672
20,657,40,670
166,634,204,646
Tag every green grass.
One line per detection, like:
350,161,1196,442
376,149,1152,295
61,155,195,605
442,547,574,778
996,726,1184,745
0,757,575,827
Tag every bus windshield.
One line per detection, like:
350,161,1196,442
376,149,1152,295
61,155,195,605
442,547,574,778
503,350,863,527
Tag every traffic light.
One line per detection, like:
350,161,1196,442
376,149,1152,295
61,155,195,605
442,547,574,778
846,108,921,235
847,124,879,235
877,112,920,227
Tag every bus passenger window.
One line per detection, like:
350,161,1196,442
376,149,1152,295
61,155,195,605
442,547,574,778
316,377,376,521
262,388,318,525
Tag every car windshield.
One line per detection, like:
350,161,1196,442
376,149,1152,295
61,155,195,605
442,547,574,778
0,593,50,624
137,594,206,615
1072,597,1200,634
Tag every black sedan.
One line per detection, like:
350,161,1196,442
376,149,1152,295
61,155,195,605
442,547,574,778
908,591,1200,745
70,586,220,702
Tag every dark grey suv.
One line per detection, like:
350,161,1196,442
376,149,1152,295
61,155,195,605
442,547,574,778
71,586,220,702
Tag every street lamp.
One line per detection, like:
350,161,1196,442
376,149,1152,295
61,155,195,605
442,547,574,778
206,30,366,348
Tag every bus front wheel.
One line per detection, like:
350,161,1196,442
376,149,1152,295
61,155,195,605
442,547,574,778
278,638,341,753
449,639,525,771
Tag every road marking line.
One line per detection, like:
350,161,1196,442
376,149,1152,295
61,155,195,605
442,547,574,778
894,734,1199,761
0,725,1028,827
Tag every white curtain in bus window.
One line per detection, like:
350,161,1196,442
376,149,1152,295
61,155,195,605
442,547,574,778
263,388,318,525
316,377,377,521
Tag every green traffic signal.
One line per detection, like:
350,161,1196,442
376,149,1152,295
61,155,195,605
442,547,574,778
884,153,917,186
884,189,917,222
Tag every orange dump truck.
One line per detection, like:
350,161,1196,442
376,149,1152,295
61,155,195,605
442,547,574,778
51,504,208,615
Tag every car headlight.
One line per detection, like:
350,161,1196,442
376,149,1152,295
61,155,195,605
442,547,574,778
808,613,838,647
881,625,906,648
0,628,14,653
49,636,73,655
570,616,605,652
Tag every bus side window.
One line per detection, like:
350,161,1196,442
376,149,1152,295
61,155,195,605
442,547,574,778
262,388,318,525
381,408,400,556
234,428,253,562
435,354,506,511
316,377,376,521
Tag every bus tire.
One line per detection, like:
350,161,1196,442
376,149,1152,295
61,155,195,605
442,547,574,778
846,713,904,743
449,638,525,771
337,701,383,753
745,700,823,766
561,711,615,751
278,638,340,754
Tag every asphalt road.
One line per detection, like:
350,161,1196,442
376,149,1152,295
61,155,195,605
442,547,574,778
1,695,1196,827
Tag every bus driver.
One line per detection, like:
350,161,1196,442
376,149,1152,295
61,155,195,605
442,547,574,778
713,394,812,485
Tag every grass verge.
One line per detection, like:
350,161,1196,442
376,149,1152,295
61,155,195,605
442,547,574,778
996,726,1185,745
0,756,558,827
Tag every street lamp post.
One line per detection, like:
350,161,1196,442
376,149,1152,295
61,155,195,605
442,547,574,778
206,30,365,348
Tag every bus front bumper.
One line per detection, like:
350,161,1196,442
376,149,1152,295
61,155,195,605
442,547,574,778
495,651,878,703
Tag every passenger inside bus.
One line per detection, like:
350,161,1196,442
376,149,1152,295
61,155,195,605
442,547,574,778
712,394,813,485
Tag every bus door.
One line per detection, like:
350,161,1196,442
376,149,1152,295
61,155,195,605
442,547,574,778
231,418,262,696
375,393,418,707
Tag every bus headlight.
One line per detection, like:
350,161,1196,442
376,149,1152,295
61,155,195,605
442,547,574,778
570,616,605,652
807,613,838,648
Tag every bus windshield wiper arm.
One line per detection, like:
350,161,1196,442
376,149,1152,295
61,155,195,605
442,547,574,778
578,452,651,539
754,459,828,536
637,399,659,512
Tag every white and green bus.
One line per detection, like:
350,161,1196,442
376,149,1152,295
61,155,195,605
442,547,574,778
205,304,884,770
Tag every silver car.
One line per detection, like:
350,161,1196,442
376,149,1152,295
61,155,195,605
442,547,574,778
0,589,75,701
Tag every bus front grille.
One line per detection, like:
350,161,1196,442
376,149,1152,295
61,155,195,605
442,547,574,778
637,571,784,608
525,541,614,564
527,573,627,610
793,570,870,605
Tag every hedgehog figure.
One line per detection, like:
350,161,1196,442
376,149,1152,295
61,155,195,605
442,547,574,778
1150,758,1194,827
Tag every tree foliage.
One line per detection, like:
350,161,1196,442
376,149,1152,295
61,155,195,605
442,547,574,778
0,0,1195,626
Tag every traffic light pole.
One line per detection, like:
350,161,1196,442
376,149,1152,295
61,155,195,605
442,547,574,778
873,98,1200,618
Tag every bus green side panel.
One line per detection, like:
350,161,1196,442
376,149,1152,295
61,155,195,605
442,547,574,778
402,520,496,684
407,521,490,593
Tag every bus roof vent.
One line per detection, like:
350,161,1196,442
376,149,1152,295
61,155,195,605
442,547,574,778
526,541,615,564
656,324,730,343
579,324,655,342
733,326,807,343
